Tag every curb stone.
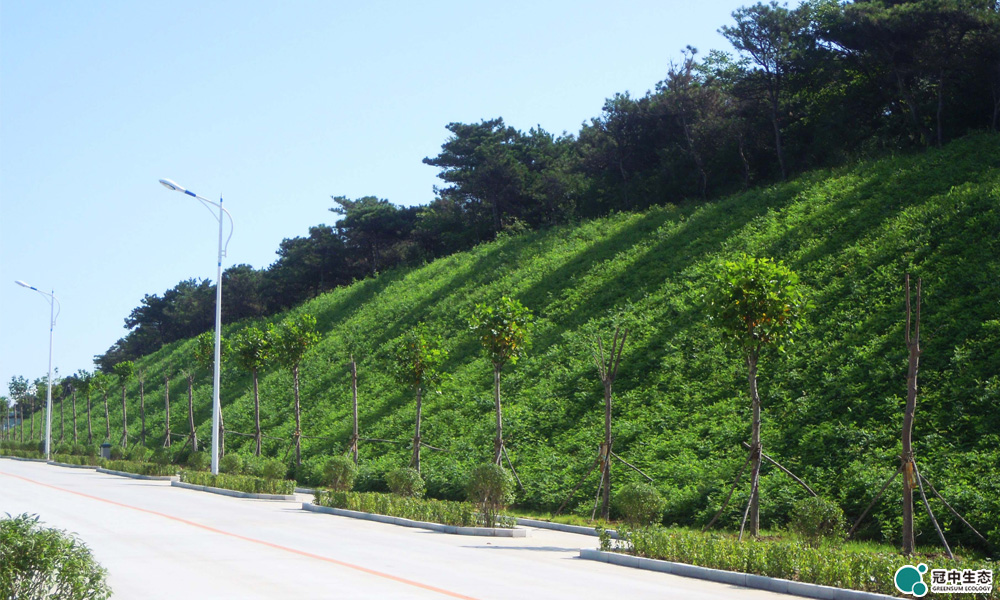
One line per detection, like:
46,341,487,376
515,517,619,539
579,549,902,600
48,461,99,469
171,480,295,501
303,502,528,537
97,467,178,481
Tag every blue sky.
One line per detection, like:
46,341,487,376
1,0,758,395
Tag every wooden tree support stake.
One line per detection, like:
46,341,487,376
847,467,901,539
741,441,817,497
420,442,448,452
555,458,601,517
921,473,990,546
738,470,760,542
610,451,653,483
703,452,752,532
912,460,955,561
502,446,524,491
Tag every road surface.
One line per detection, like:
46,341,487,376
0,458,790,599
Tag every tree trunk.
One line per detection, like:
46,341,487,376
18,405,23,442
769,92,787,181
187,374,197,452
601,380,613,520
60,397,64,443
218,399,225,460
86,392,93,444
163,375,171,447
493,365,503,465
253,368,261,456
120,387,128,448
901,275,921,555
747,352,762,538
139,377,146,446
293,364,301,467
103,392,110,440
29,398,34,440
351,357,358,465
412,385,422,473
72,390,78,444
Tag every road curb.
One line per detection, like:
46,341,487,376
171,480,296,501
0,455,48,462
302,502,529,537
97,467,178,481
578,549,902,600
48,461,99,469
515,517,619,539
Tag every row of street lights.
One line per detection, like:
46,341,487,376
15,179,232,474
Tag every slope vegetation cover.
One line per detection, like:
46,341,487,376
108,134,1000,549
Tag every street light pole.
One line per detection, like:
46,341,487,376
159,179,233,475
15,280,60,461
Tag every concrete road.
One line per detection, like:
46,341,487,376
0,458,789,599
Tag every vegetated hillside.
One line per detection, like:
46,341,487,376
120,134,999,549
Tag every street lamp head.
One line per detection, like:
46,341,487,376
14,280,32,289
159,179,196,197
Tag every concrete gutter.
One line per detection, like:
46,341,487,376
97,467,178,481
171,480,296,501
579,549,902,600
48,461,99,469
516,517,619,539
303,502,529,537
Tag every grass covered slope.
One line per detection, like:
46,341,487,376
114,133,1000,549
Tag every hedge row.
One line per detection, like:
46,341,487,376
180,470,296,495
314,489,515,529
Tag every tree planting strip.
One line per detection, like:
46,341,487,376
171,479,295,500
302,502,528,537
97,467,178,481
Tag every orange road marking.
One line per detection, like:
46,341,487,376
0,470,480,600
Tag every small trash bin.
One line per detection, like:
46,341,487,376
99,443,112,460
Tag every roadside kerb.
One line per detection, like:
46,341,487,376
295,486,316,495
97,467,178,481
171,479,296,501
1,455,49,463
579,549,902,600
48,461,99,469
516,517,619,539
302,502,529,537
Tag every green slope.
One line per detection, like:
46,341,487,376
99,133,1000,548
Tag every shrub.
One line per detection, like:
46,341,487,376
353,464,389,493
185,451,210,471
123,445,150,463
614,482,665,526
108,446,123,461
180,471,295,495
150,448,171,466
313,490,514,528
102,460,177,477
789,496,846,547
0,513,112,600
261,458,287,480
294,455,325,487
466,464,515,528
386,467,425,498
219,453,244,475
323,456,357,491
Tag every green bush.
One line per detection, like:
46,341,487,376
185,451,210,471
615,482,666,526
602,525,999,598
788,496,845,547
261,458,287,480
386,467,425,498
180,471,295,495
102,460,177,477
466,464,515,528
314,490,516,528
219,453,244,475
293,455,325,487
123,445,150,462
50,454,101,467
108,446,124,461
150,448,171,466
322,455,357,491
0,513,111,600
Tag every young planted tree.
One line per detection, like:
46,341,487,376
469,296,533,465
112,361,135,448
136,368,147,446
589,321,629,521
390,323,448,473
9,377,28,444
232,325,272,456
0,396,7,441
180,369,197,452
78,371,94,445
342,322,368,465
274,314,319,467
163,371,171,448
195,331,231,457
708,254,807,538
91,373,113,441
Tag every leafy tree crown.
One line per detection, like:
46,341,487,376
274,313,320,368
468,296,534,368
231,325,272,372
390,322,448,389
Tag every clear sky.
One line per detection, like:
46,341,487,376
1,0,757,395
